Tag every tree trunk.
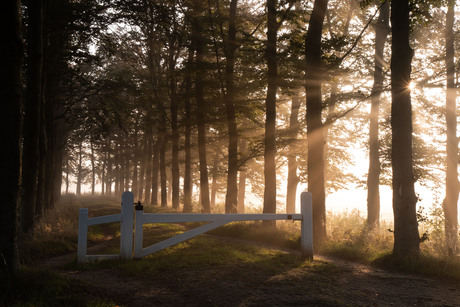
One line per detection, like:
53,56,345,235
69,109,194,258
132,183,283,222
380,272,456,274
0,0,22,273
90,140,96,195
160,129,168,207
444,0,458,256
170,73,180,211
35,100,47,217
143,133,152,203
76,142,83,195
101,150,106,196
305,0,329,245
183,48,194,213
124,146,130,192
151,137,160,205
367,0,389,229
224,0,239,214
263,0,278,225
132,129,139,199
21,0,44,234
391,0,420,257
106,147,112,196
211,151,220,209
286,96,301,214
138,135,147,201
193,7,211,213
238,138,248,213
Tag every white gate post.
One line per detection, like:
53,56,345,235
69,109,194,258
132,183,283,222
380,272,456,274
300,191,313,259
121,191,134,260
77,208,89,262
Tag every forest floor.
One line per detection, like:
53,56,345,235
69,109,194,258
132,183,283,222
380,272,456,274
38,234,460,307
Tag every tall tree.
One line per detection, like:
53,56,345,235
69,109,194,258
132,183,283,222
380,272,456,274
391,0,420,257
286,96,301,213
223,0,239,213
0,0,22,273
263,0,280,222
444,0,458,256
21,0,45,234
183,47,194,213
166,2,181,211
367,0,390,229
192,3,211,213
237,138,248,213
285,1,302,214
305,0,329,245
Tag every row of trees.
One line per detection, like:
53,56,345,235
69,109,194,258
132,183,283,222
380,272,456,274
2,0,459,273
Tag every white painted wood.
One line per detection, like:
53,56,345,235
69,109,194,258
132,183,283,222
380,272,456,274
139,220,229,258
78,191,314,262
78,208,88,263
86,214,121,226
140,213,302,224
300,191,313,259
121,191,134,260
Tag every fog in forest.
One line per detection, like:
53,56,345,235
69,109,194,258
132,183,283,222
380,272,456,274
6,0,460,271
60,1,456,226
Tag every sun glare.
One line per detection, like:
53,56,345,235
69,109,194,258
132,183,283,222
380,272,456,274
408,81,415,91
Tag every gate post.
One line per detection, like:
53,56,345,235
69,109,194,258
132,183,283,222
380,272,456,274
77,208,89,262
121,191,134,260
301,191,313,259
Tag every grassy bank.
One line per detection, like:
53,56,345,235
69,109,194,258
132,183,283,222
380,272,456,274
5,195,460,306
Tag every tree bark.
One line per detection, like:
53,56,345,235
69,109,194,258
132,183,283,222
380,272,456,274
143,132,152,203
169,37,180,210
286,96,301,213
192,6,211,213
0,0,22,272
211,150,220,209
151,137,160,205
237,138,248,213
21,0,44,234
76,142,83,195
160,128,168,207
224,0,239,214
367,0,389,229
391,0,420,257
90,140,96,195
132,128,139,200
263,0,278,224
183,48,194,213
305,0,329,245
444,0,458,256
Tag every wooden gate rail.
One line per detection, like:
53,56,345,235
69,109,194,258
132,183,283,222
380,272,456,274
78,191,313,263
78,191,134,262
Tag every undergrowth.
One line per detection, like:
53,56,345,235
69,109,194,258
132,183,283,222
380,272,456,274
15,193,460,299
321,209,394,263
0,267,116,306
19,194,121,265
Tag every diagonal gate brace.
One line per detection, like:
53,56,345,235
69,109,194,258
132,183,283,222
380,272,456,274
135,219,229,258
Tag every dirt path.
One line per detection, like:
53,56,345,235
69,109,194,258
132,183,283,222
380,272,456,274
38,237,460,307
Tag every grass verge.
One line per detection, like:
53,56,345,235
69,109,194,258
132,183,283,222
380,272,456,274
0,267,116,306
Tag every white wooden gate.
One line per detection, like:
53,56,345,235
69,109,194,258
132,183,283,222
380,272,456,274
77,191,134,262
78,191,313,263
